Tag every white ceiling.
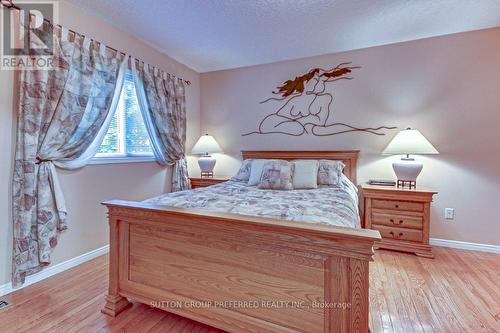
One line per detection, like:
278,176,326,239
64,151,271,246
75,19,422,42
67,0,500,73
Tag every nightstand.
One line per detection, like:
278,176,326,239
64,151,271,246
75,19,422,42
362,184,437,258
190,177,229,189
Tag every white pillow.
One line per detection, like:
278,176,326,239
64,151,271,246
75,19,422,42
292,160,319,189
247,159,269,185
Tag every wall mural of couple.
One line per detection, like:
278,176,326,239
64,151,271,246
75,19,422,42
242,62,396,137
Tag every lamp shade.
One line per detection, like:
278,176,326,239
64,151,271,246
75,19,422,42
191,134,223,155
382,128,438,155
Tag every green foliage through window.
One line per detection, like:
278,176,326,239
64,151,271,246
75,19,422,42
97,72,153,157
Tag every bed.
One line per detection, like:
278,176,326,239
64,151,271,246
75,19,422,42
101,150,381,333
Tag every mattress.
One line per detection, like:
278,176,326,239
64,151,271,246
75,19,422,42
143,175,360,229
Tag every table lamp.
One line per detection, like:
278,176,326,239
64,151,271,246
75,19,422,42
191,134,223,178
382,128,438,188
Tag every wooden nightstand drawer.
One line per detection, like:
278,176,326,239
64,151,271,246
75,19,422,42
371,212,423,230
372,199,423,212
362,184,437,258
372,224,423,243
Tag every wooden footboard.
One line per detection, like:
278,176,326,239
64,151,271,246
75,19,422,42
101,200,380,333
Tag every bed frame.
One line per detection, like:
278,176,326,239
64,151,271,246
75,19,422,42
101,150,381,333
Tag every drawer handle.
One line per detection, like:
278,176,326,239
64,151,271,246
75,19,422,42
389,231,403,239
394,204,400,208
389,219,404,226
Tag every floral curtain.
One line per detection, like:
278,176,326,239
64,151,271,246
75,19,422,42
12,22,125,286
131,60,190,191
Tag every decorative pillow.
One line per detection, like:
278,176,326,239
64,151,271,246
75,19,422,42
292,160,319,189
231,159,253,182
317,160,345,186
258,160,295,190
247,159,269,185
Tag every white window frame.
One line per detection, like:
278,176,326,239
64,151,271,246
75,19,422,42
91,72,155,165
89,155,155,165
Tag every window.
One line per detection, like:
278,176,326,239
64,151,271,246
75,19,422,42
93,72,154,163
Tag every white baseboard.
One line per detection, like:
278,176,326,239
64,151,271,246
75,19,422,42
0,244,109,297
430,238,500,254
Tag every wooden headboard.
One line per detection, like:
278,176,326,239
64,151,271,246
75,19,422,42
241,150,359,184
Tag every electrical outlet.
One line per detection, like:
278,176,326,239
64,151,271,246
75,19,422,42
445,208,455,220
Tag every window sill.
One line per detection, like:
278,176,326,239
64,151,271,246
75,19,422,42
89,156,157,165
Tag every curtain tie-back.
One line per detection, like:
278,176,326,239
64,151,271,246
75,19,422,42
36,157,53,164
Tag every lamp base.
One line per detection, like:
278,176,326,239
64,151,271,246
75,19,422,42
392,157,423,188
198,155,216,178
201,171,214,178
397,179,417,189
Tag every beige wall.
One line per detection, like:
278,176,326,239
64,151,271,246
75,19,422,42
201,27,500,246
0,1,201,285
2,4,499,287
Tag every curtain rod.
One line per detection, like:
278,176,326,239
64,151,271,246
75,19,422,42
0,0,192,85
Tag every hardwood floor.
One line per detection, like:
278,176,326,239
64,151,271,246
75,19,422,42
0,247,498,332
